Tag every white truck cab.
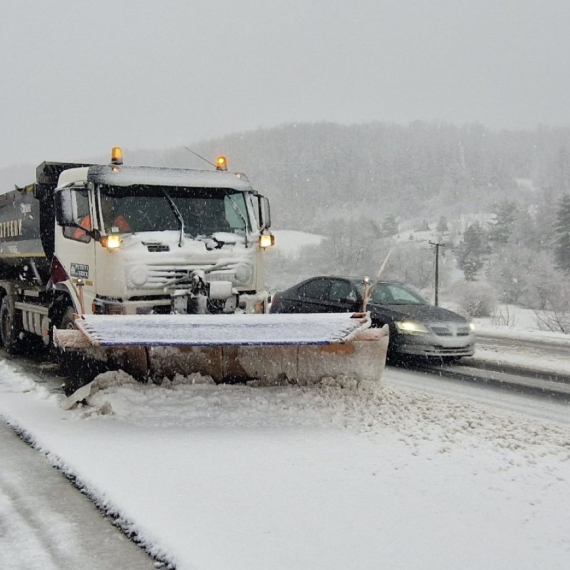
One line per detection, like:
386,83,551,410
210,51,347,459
53,149,274,317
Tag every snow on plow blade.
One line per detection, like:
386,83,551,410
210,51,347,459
54,312,388,385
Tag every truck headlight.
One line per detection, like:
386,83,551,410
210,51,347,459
129,265,148,287
234,263,252,285
259,234,275,248
395,321,430,334
101,235,121,249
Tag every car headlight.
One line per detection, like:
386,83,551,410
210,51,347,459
395,321,430,334
469,322,476,331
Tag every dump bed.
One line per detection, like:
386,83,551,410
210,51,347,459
0,186,48,276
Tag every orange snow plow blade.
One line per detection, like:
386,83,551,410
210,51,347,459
54,312,389,385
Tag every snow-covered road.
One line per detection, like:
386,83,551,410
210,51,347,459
1,359,569,570
0,419,157,570
386,366,570,426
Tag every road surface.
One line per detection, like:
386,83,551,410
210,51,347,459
1,343,569,568
0,419,160,570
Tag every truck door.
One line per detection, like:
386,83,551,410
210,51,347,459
56,187,97,311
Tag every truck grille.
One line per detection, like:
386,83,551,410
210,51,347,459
135,264,236,289
146,267,187,287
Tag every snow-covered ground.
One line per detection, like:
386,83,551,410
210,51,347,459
471,305,570,376
1,302,569,569
473,303,569,338
270,229,325,259
1,333,569,569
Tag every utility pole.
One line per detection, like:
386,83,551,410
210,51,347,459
429,241,445,306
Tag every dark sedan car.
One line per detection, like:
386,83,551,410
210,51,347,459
270,276,475,360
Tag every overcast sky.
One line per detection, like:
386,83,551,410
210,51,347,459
1,0,570,170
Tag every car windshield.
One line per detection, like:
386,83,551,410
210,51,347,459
98,185,251,237
355,282,428,305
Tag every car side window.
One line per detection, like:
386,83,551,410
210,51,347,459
388,284,421,303
327,280,355,302
371,284,393,304
299,279,329,300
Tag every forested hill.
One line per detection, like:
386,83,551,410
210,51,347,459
128,121,570,230
2,122,570,230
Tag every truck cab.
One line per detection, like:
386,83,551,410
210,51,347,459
0,149,273,353
53,150,274,317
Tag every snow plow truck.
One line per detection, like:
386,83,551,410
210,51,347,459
0,148,388,394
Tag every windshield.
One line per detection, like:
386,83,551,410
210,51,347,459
355,282,428,305
98,185,252,237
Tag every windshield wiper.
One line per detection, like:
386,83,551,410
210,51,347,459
162,189,185,247
227,194,249,248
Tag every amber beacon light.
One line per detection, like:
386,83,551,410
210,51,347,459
111,147,123,165
216,155,228,171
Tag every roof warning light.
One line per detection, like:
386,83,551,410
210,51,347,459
216,155,228,171
111,147,123,165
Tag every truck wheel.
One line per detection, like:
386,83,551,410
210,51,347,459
59,306,77,331
0,297,23,355
57,307,83,394
57,307,106,396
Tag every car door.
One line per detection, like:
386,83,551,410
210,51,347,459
294,278,332,313
324,279,361,313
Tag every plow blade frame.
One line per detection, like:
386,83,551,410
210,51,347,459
54,313,389,384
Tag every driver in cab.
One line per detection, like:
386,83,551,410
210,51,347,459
74,196,130,239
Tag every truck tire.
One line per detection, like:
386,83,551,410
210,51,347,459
0,296,23,354
57,307,84,395
59,306,77,331
0,297,23,355
57,307,107,396
0,296,45,356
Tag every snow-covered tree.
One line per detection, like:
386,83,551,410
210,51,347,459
456,222,485,281
436,215,448,235
554,194,570,272
417,219,430,232
487,244,557,306
532,190,558,251
488,199,518,246
381,213,399,236
382,242,448,294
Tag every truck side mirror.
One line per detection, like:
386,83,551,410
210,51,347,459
257,195,271,231
54,188,79,226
